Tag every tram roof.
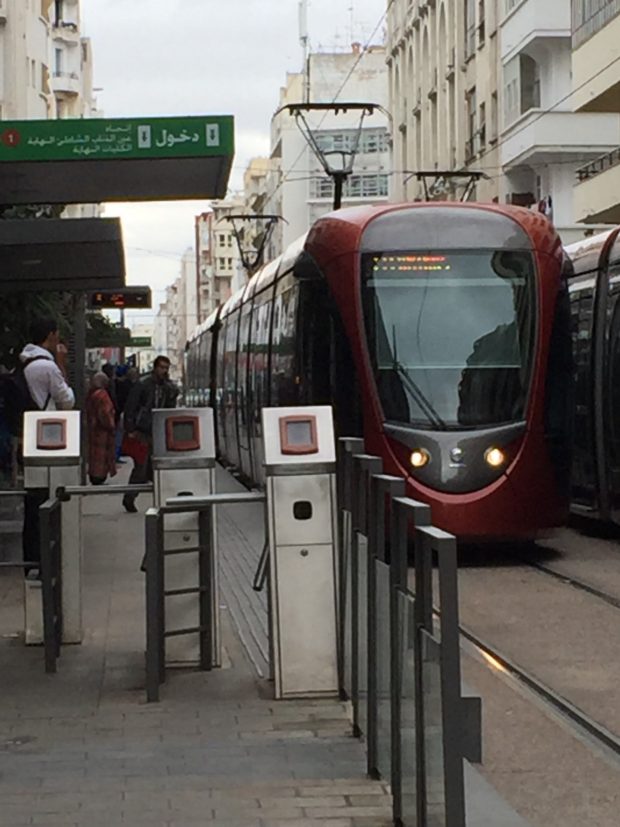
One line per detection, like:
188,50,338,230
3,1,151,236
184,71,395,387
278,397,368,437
565,227,620,276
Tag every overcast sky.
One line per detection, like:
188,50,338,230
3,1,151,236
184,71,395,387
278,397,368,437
79,0,386,323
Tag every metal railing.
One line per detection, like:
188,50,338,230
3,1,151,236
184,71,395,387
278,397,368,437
144,491,265,702
0,489,62,673
39,498,63,674
338,438,481,827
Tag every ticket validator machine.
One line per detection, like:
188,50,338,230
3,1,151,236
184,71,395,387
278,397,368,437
22,410,82,644
152,407,219,666
262,406,339,699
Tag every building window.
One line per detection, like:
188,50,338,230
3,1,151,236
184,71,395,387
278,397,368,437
54,49,62,76
478,1,486,46
310,173,388,200
520,54,540,113
465,87,477,161
218,233,226,245
465,0,476,58
479,102,486,152
572,0,620,48
490,91,498,143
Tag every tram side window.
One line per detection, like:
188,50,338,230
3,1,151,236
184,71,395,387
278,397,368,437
570,286,596,503
237,303,253,427
249,295,272,432
271,277,300,406
216,317,228,435
199,333,210,407
605,270,620,508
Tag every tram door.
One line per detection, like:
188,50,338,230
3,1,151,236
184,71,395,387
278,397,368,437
569,277,599,511
602,246,620,523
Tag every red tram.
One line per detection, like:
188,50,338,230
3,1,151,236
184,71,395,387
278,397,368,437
186,203,573,540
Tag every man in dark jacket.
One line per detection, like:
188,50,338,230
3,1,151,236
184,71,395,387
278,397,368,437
122,356,178,512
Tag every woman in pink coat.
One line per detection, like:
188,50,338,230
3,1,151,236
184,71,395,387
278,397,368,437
86,372,117,485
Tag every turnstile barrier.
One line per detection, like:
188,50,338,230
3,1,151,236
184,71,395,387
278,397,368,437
144,491,266,702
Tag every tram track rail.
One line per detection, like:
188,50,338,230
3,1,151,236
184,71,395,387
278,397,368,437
457,619,620,762
515,553,620,612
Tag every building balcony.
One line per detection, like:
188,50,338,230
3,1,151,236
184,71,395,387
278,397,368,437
572,9,620,112
574,147,620,224
51,71,80,96
52,21,80,45
500,0,570,63
501,110,620,169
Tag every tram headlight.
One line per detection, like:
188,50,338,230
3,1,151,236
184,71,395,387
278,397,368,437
410,448,430,469
484,447,506,468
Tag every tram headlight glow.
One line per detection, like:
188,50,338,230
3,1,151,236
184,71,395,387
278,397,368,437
410,448,430,469
484,447,506,468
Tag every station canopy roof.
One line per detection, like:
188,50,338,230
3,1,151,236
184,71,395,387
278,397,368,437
0,217,125,292
0,115,235,204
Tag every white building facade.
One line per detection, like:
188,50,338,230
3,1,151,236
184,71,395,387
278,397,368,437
499,0,618,242
0,0,96,121
265,46,391,255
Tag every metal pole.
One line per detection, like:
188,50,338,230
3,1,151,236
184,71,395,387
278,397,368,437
389,499,409,825
435,529,466,827
40,500,57,674
333,172,347,210
367,475,405,780
198,507,213,672
145,508,164,702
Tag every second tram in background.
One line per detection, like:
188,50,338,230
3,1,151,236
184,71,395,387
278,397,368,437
566,227,620,524
186,202,573,541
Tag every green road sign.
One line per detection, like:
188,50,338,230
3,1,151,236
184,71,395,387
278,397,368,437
129,337,152,347
0,115,234,163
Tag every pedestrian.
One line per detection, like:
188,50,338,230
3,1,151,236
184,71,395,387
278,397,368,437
19,317,75,568
122,356,178,513
85,372,117,486
19,318,75,412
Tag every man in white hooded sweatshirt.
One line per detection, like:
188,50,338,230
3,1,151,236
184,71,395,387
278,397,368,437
20,317,75,412
20,317,74,569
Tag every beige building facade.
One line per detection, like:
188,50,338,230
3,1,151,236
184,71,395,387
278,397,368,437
571,1,620,224
387,0,501,203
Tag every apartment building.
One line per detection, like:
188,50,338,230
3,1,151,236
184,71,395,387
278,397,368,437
571,0,620,224
195,197,244,321
499,0,618,241
265,45,391,254
387,0,501,203
0,0,95,120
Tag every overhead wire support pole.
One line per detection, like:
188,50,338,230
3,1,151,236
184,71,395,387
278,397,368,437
274,101,391,212
404,170,491,202
221,214,287,278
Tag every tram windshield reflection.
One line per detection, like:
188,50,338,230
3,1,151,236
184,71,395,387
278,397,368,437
362,249,536,429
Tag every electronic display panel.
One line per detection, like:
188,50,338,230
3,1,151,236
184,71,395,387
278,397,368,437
36,419,67,450
279,415,318,455
165,416,200,452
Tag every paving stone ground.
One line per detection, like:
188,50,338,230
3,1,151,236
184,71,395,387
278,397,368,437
0,467,392,827
0,464,528,827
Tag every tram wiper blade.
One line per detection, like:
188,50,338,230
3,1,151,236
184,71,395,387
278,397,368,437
392,359,447,431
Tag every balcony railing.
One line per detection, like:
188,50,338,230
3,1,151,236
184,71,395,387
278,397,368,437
573,0,620,49
576,145,620,182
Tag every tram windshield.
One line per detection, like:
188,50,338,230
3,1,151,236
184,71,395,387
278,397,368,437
362,249,536,430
